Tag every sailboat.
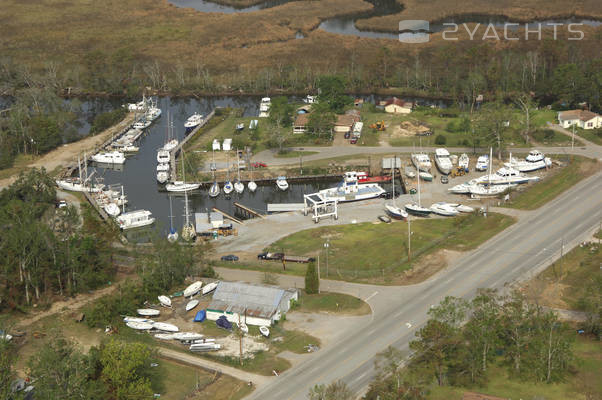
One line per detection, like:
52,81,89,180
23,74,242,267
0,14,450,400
247,164,257,192
209,149,220,198
234,151,244,194
181,189,196,242
167,195,178,242
468,148,514,197
223,152,233,195
384,162,408,219
166,150,201,192
56,155,105,193
163,113,179,151
405,164,432,217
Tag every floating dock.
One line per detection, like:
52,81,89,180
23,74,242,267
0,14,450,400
267,203,305,213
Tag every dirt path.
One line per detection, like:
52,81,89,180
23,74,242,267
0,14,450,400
0,113,136,189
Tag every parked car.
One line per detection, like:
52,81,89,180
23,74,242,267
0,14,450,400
221,255,239,262
257,252,268,259
440,175,449,184
56,200,68,208
344,132,351,139
251,162,267,168
350,137,358,144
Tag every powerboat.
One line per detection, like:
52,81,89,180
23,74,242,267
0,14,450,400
156,171,169,184
116,210,155,230
146,106,161,121
504,153,552,172
157,163,170,172
91,151,125,165
276,176,289,191
133,119,151,130
411,153,431,172
316,172,385,202
163,139,179,152
184,113,203,133
458,153,469,170
385,204,408,219
475,155,489,171
404,166,416,179
419,171,433,181
127,100,146,112
104,202,121,217
448,179,479,194
474,167,539,185
165,181,201,192
434,148,453,175
157,149,170,164
526,149,545,162
430,202,459,216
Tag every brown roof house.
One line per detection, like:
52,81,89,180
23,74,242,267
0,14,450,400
334,110,361,133
384,97,414,114
558,109,601,130
293,113,310,134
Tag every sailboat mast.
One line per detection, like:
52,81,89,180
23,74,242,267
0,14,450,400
169,195,174,232
417,163,421,207
391,159,395,207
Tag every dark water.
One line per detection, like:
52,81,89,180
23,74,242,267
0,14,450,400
167,0,294,13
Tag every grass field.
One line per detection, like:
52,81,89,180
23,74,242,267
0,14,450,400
503,156,599,210
573,127,602,145
218,213,514,284
524,241,600,310
427,335,601,400
274,150,320,158
294,292,371,315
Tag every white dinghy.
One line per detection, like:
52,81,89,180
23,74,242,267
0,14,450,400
202,281,218,295
184,281,203,298
124,316,154,323
259,326,270,337
137,308,161,317
152,322,179,332
126,321,153,330
158,295,172,308
185,299,200,312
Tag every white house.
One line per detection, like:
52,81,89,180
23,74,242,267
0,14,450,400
558,110,602,130
384,97,413,114
206,282,298,327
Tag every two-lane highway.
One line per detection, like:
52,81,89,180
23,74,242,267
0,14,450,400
247,170,602,400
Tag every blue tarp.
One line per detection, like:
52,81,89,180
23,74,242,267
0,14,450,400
194,310,206,322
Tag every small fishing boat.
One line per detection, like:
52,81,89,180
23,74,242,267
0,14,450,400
411,153,432,172
404,166,416,178
186,299,200,312
475,155,489,171
104,202,121,217
136,308,161,317
91,151,126,165
276,176,289,191
127,321,153,330
152,322,179,332
184,113,203,133
239,323,249,334
184,281,203,297
526,149,545,162
124,316,154,323
209,182,220,197
259,326,270,337
158,295,172,308
447,203,474,213
419,171,433,181
156,171,169,184
458,153,469,170
430,202,459,216
165,181,201,192
434,148,453,175
201,281,218,295
116,210,155,230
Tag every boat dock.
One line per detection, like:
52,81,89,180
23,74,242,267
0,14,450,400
266,203,305,213
233,202,265,219
212,207,243,225
170,109,217,180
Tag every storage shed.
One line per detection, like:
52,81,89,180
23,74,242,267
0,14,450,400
206,282,298,327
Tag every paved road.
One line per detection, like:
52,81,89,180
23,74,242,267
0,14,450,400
245,170,602,400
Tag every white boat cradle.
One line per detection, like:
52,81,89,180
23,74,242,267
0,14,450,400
137,308,161,316
259,326,270,337
124,316,154,323
104,202,121,217
276,176,289,191
152,322,179,332
458,153,469,170
156,171,169,184
157,149,170,164
165,181,201,192
126,321,154,330
411,153,432,172
91,151,126,165
430,202,460,216
185,299,200,312
158,295,172,307
184,281,203,297
434,148,453,175
315,171,385,202
116,210,155,230
201,281,218,295
475,155,489,171
184,113,203,131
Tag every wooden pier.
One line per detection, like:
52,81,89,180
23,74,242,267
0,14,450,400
170,109,217,180
211,207,243,225
233,202,265,219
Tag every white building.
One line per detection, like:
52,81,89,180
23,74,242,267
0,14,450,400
212,139,221,151
558,110,602,130
384,97,413,114
222,138,232,151
206,282,298,327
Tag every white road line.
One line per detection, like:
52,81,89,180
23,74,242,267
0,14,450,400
364,291,378,302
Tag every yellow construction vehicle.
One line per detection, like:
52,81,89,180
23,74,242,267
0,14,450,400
451,166,466,177
369,121,386,131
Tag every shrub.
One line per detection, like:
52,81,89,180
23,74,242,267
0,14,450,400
305,262,319,294
90,108,127,134
434,134,447,145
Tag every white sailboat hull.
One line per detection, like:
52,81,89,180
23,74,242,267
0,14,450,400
248,181,257,192
184,281,203,297
165,182,201,192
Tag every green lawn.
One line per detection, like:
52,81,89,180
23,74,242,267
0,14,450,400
215,213,514,284
294,292,371,315
427,336,601,400
531,128,584,146
503,156,599,210
574,127,602,145
274,150,319,158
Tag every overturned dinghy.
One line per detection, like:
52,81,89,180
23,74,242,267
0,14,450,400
152,322,179,332
155,333,177,340
184,281,203,298
185,299,200,312
137,309,161,317
126,321,153,330
124,316,154,323
202,281,218,295
173,332,204,341
260,325,270,337
158,295,172,307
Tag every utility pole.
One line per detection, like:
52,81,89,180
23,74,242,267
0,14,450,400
317,254,321,294
559,237,564,277
300,155,303,175
407,217,411,264
324,239,330,278
572,123,575,150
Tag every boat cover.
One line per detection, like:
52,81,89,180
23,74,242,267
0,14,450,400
216,315,232,330
194,310,206,322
